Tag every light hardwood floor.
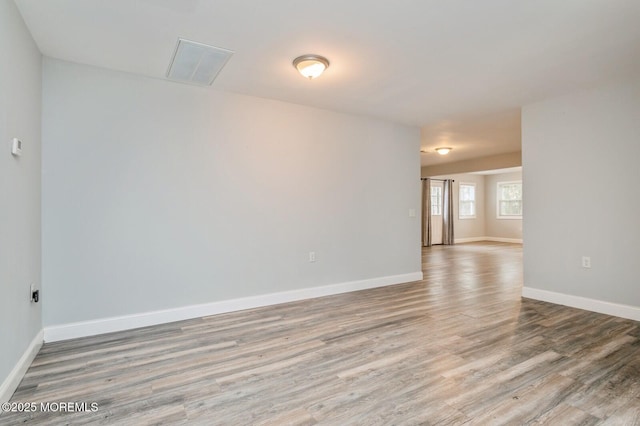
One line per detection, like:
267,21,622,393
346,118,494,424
3,242,640,425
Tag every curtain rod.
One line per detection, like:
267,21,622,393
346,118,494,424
421,178,455,182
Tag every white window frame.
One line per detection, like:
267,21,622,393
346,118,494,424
496,181,522,220
458,182,476,219
431,185,442,216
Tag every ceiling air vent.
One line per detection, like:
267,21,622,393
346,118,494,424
166,38,234,86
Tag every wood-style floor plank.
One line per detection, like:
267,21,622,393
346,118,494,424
2,242,640,425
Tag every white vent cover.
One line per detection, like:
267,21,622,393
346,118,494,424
167,38,234,86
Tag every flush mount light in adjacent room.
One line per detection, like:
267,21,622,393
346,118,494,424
167,38,234,86
293,55,330,79
435,147,452,155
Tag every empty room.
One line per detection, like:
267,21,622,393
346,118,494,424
2,0,640,424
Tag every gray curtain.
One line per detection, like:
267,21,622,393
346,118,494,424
442,179,455,245
422,178,432,247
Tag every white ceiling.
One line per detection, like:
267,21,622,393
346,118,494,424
15,0,640,166
420,109,521,165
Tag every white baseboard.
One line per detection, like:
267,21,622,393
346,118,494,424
454,237,486,243
486,237,523,244
522,287,640,322
44,271,424,342
454,236,523,244
0,329,43,403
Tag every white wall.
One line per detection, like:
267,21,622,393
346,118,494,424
42,59,422,330
522,76,640,315
0,0,42,402
485,171,523,240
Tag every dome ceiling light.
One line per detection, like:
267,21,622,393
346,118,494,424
435,147,452,155
293,54,330,79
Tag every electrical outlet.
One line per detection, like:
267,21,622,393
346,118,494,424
309,251,316,262
581,256,591,269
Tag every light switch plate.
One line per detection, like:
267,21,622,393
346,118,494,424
11,138,22,156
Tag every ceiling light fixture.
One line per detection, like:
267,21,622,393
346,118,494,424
435,147,452,155
293,54,330,79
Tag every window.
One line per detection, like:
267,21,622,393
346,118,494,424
497,181,522,219
431,185,442,215
459,183,476,219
